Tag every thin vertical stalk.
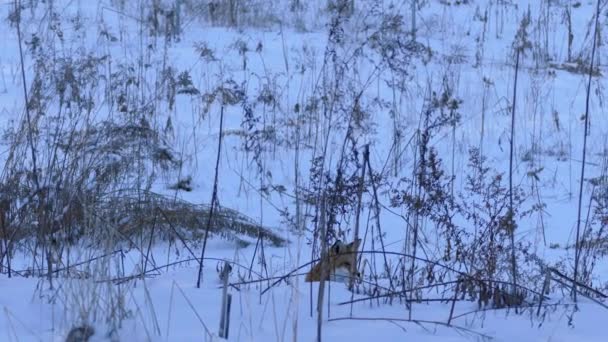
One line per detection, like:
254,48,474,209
573,0,601,303
349,145,368,313
411,0,417,42
408,131,422,320
316,195,328,342
196,104,224,288
366,154,394,293
292,109,302,342
15,0,47,287
15,0,40,192
508,47,520,296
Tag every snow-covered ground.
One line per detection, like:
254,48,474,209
1,0,607,341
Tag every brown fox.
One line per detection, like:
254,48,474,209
305,238,362,282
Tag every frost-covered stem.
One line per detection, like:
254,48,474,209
508,48,520,297
196,104,224,288
573,0,600,303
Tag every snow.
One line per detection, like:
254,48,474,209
2,244,607,341
0,0,607,341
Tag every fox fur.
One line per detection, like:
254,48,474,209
305,238,361,282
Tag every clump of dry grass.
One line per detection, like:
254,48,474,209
100,190,288,247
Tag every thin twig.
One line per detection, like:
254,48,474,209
451,302,575,321
328,316,493,340
508,46,520,300
573,0,601,303
316,194,328,342
197,103,225,288
14,0,40,192
366,151,394,292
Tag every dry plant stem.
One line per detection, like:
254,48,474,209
166,279,176,341
316,195,329,342
143,280,161,335
451,112,456,198
408,130,422,319
551,276,608,310
258,232,268,302
573,0,600,303
328,317,493,340
156,207,198,261
452,302,576,321
230,272,309,288
33,249,123,278
339,280,461,306
533,179,547,245
15,0,46,285
307,17,338,318
0,215,12,278
292,106,302,342
173,281,213,339
110,256,261,285
447,280,459,326
411,0,417,42
248,227,261,280
338,274,546,306
327,277,331,319
143,212,158,276
14,0,40,192
577,186,596,277
537,271,550,317
480,80,487,157
550,267,607,299
197,104,225,288
262,259,325,296
565,4,573,62
366,152,394,292
248,173,269,283
508,47,520,299
259,182,269,280
349,144,368,316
